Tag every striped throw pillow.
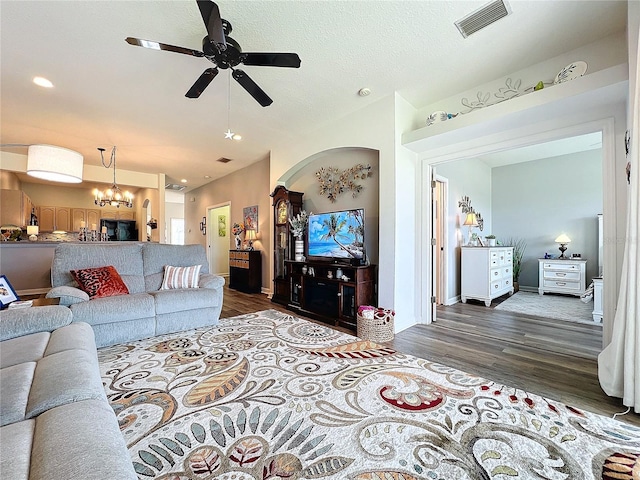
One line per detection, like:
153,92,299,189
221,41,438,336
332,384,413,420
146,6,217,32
160,265,202,290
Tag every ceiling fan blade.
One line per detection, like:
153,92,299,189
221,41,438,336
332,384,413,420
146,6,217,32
196,1,226,51
232,69,273,107
126,37,204,57
186,68,219,98
242,53,301,68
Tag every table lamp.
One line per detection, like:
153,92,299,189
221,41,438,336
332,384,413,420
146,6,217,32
555,233,571,259
27,225,39,241
463,212,479,245
245,229,257,250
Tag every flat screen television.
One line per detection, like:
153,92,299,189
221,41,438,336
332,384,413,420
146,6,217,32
307,209,364,261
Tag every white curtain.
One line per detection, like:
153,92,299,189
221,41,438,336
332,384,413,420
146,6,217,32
597,19,640,412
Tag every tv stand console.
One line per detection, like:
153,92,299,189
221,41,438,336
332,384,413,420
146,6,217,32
276,260,377,330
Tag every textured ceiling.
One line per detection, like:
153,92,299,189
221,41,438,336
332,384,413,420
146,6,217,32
0,1,628,192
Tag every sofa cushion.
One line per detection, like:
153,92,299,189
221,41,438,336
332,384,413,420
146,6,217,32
150,287,220,315
31,399,138,479
44,322,96,357
160,264,202,290
46,285,90,306
0,332,50,368
0,362,36,426
143,243,210,291
0,419,34,479
26,349,106,419
71,265,130,299
0,305,72,342
69,292,155,326
51,243,146,294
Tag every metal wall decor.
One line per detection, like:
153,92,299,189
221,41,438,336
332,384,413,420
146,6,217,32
199,216,206,236
315,163,372,202
458,195,484,231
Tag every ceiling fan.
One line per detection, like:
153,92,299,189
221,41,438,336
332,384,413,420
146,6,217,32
125,0,301,107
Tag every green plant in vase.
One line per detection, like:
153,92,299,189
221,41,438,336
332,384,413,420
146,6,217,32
485,234,496,246
504,237,526,291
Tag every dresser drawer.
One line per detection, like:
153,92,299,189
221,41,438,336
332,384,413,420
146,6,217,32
542,262,581,272
543,270,581,281
543,279,581,291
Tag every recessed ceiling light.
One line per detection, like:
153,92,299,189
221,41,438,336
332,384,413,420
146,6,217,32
204,175,211,179
33,76,53,88
180,179,187,183
233,134,242,141
358,87,371,97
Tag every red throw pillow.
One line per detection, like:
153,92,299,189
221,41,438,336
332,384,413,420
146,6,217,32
70,265,129,299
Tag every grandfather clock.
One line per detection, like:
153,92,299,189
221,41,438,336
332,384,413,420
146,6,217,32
270,186,303,304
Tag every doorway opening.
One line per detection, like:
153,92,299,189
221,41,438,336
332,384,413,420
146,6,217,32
207,203,231,277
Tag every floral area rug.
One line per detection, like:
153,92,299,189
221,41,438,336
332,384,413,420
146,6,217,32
98,310,640,479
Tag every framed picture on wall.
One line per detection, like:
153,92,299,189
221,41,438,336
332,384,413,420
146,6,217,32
243,205,258,232
218,215,227,237
0,275,19,307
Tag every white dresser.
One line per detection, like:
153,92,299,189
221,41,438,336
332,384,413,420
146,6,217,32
461,246,514,307
592,277,603,322
538,258,587,296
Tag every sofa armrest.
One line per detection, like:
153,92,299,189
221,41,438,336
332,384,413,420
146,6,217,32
0,306,73,341
199,274,225,290
46,286,90,306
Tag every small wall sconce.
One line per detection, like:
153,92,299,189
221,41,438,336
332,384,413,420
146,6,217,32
199,216,206,236
555,233,571,259
245,229,257,250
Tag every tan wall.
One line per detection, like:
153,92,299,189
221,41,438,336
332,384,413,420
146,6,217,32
185,156,271,290
0,171,21,190
21,182,104,208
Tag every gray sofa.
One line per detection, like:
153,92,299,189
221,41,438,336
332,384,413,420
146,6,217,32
0,305,137,479
47,242,225,347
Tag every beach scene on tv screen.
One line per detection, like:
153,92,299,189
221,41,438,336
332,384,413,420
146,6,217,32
308,209,364,259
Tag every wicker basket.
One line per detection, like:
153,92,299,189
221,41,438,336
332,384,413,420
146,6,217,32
357,307,395,342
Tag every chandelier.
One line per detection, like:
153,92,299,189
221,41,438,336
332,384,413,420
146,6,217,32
93,146,133,208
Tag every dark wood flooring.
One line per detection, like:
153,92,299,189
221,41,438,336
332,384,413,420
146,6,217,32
222,285,639,427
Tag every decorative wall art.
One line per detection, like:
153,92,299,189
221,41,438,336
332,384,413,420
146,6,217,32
199,216,206,236
458,195,484,231
426,61,588,126
315,163,373,202
243,205,258,232
218,215,227,237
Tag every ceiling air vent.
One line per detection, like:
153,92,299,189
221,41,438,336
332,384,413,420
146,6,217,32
216,157,232,163
165,183,186,191
455,0,511,38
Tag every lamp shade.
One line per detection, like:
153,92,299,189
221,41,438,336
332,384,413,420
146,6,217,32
245,229,257,240
463,212,479,226
555,234,571,243
26,225,39,235
27,145,83,183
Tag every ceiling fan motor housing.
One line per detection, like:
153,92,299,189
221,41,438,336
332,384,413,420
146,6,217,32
203,34,244,69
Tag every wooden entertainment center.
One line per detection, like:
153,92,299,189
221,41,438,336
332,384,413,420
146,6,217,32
270,186,377,330
283,260,376,330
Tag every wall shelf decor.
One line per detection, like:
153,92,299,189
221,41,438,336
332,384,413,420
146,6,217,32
316,163,372,202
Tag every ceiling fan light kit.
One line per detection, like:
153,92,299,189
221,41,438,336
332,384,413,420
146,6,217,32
126,0,301,107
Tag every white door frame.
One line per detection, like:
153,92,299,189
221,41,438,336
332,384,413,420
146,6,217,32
420,118,617,336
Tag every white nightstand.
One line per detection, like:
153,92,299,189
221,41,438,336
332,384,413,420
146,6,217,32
538,258,587,296
592,277,603,322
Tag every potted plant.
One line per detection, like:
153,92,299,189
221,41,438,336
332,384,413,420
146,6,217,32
504,237,526,292
485,234,496,246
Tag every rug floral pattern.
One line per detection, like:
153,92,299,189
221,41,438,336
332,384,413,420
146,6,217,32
98,310,640,479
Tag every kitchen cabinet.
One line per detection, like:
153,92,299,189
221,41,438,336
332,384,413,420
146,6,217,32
0,189,35,227
38,206,71,232
100,209,136,220
71,208,101,231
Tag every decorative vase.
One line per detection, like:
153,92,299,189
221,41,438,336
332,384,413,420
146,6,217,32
294,237,304,262
235,235,242,249
487,238,496,246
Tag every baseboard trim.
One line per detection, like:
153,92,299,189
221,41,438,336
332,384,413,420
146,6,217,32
16,287,50,297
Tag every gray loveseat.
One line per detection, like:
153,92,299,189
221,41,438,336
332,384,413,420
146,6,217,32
0,305,137,479
47,242,225,347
